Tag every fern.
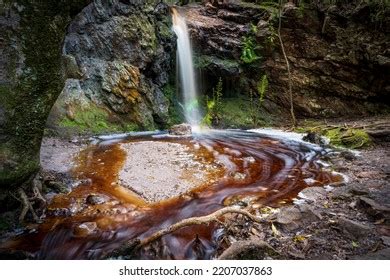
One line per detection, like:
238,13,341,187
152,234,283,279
241,36,261,64
257,74,269,103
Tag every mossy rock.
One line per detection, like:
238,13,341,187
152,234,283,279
325,128,372,149
59,103,139,135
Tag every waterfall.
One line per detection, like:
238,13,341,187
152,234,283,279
172,8,201,126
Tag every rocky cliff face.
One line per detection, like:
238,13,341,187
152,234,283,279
48,0,176,133
185,2,390,119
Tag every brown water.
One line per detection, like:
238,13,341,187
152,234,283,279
3,130,342,259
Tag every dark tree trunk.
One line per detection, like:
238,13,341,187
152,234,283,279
0,0,90,189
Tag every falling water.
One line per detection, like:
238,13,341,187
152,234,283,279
172,8,201,125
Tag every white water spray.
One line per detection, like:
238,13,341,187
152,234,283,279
172,8,201,125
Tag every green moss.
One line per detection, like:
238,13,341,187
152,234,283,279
295,121,373,149
325,128,372,149
194,55,239,70
163,83,184,127
0,217,11,231
1,1,90,188
217,97,272,129
59,103,140,134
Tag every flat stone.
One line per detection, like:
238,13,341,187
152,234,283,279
337,217,372,239
118,141,219,202
356,171,381,179
275,204,320,231
381,236,390,246
359,196,390,213
351,248,390,260
298,187,327,202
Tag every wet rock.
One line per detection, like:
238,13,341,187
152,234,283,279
46,208,71,217
86,194,107,205
218,240,279,260
186,3,390,119
330,183,369,199
377,55,390,67
74,222,97,237
47,181,69,194
169,123,192,136
337,217,372,239
302,132,325,145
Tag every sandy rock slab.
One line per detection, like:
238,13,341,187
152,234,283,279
40,137,85,174
118,141,218,203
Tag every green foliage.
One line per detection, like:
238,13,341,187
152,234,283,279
266,24,278,48
241,36,261,64
202,97,215,127
249,74,269,126
220,97,272,129
257,74,269,103
163,83,184,126
241,23,261,64
202,77,223,127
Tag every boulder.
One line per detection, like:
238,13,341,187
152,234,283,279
169,123,192,136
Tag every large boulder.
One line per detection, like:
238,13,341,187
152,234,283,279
47,0,176,133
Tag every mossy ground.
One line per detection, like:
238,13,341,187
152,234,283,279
207,97,274,129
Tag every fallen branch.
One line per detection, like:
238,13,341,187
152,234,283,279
137,207,264,248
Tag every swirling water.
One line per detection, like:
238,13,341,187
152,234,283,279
2,130,342,259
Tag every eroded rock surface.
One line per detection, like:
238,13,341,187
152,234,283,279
184,2,390,118
48,1,176,133
118,141,220,202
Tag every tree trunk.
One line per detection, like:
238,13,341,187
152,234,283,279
0,0,90,189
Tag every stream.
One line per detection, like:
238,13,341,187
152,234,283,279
2,129,342,259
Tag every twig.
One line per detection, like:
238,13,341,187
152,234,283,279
278,0,297,128
137,207,264,248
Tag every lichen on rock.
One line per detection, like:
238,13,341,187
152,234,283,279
48,0,176,134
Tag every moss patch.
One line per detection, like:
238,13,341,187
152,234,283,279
59,103,139,134
325,128,372,149
296,122,373,149
163,83,184,127
217,97,273,129
194,55,240,73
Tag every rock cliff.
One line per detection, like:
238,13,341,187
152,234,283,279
185,2,390,119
